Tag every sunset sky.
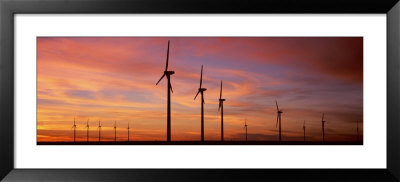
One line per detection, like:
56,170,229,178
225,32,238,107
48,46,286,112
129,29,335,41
37,37,363,142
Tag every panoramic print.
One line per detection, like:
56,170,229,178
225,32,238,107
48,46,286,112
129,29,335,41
37,37,363,145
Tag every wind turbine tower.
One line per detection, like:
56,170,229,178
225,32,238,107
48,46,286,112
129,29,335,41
98,120,101,143
86,119,90,143
194,65,207,142
114,121,117,144
322,113,326,143
275,100,283,142
155,40,175,142
303,120,306,142
357,120,359,141
244,119,248,141
218,80,226,142
72,117,77,143
127,121,130,142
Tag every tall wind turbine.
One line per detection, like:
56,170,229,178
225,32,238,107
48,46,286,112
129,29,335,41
155,40,174,142
322,113,326,143
98,120,101,143
303,120,306,142
86,119,90,143
114,121,117,144
127,121,130,142
72,117,77,143
244,119,248,141
218,80,226,142
194,65,207,142
275,100,283,142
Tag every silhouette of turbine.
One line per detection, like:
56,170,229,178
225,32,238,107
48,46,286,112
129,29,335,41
321,113,327,143
244,119,248,141
155,40,175,142
194,65,207,142
86,119,90,143
303,120,306,142
218,80,226,142
127,121,130,142
275,100,283,142
131,121,134,142
114,121,117,144
98,120,101,143
72,117,77,143
356,120,359,141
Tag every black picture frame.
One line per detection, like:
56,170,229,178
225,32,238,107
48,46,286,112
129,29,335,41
1,0,399,181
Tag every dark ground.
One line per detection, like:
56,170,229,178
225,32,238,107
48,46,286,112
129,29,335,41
37,141,363,145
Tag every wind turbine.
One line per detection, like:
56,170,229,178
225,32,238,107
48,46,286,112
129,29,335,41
155,40,174,142
322,113,326,143
86,119,90,143
244,119,248,141
127,121,130,142
98,120,101,143
275,100,283,142
218,80,226,142
303,120,306,142
131,121,134,142
194,65,207,142
72,117,77,143
356,120,359,141
114,121,117,144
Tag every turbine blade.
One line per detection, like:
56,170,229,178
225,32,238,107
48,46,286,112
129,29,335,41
156,74,166,85
200,65,203,88
194,91,200,100
165,40,170,71
169,82,173,93
276,115,279,128
202,96,205,105
218,101,221,111
275,100,279,111
219,80,222,99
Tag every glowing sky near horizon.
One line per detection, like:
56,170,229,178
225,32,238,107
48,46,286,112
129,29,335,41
37,37,363,142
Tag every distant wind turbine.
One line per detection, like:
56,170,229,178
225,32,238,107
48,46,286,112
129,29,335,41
86,119,90,143
194,65,207,142
303,120,306,142
127,121,130,142
98,120,101,143
322,113,326,143
155,40,175,142
218,80,226,142
275,100,283,142
356,120,359,141
114,121,117,144
244,119,248,141
72,117,77,143
131,121,134,142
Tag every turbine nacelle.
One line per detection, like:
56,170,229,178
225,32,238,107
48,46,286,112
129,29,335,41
199,88,207,92
164,70,175,75
219,99,226,102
